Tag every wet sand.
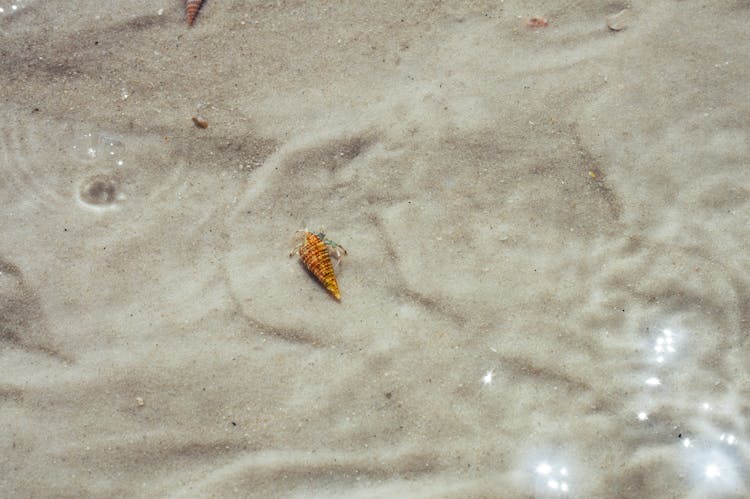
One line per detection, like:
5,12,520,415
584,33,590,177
1,1,748,497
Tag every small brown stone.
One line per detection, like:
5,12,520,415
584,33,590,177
192,116,209,129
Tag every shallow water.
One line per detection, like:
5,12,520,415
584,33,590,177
1,1,748,497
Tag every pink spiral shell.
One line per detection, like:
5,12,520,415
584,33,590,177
186,0,203,27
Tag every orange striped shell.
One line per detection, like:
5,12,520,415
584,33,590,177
186,0,203,26
298,231,341,300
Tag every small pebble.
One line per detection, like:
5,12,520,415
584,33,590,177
525,17,548,28
606,9,632,31
136,397,145,407
192,116,209,129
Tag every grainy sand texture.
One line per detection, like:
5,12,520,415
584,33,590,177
1,1,749,497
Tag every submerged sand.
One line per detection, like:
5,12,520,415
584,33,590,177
1,1,748,497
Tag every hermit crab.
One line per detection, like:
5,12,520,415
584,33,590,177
290,230,347,300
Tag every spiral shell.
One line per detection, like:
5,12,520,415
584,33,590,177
186,0,204,27
297,231,341,300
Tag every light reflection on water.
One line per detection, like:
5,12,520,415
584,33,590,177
534,461,570,495
636,325,745,495
0,0,30,15
516,324,746,496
